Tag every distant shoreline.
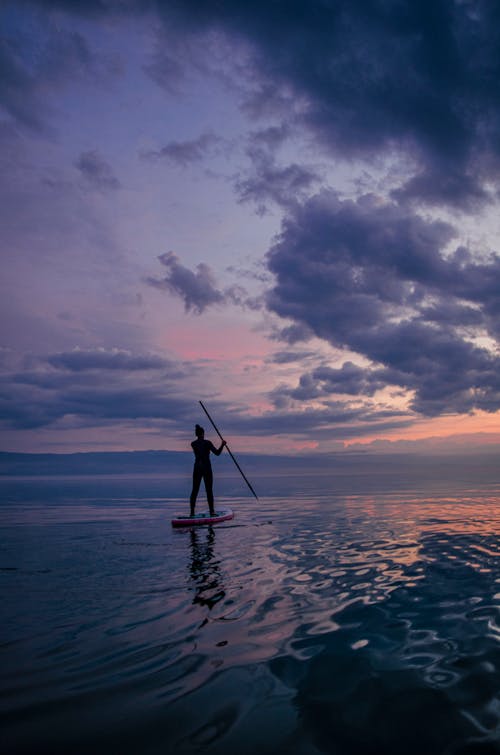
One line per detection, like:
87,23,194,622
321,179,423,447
1,449,499,480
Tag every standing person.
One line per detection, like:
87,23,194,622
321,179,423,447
190,424,226,517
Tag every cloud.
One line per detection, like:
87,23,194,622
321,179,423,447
0,381,193,430
144,132,221,166
288,362,388,400
147,252,225,313
266,191,500,416
146,252,261,313
143,49,185,94
235,155,319,214
235,131,319,212
47,348,168,372
20,2,500,209
0,346,411,439
0,14,117,134
6,0,500,444
267,349,316,365
216,400,412,439
247,124,291,151
0,32,46,131
147,0,500,209
75,150,120,190
393,167,490,211
0,348,191,430
0,124,123,268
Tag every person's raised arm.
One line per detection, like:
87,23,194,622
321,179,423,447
211,439,226,456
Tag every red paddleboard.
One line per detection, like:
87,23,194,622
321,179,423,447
171,507,234,528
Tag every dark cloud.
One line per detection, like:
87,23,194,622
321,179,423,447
47,348,168,372
18,1,500,207
215,400,411,439
418,301,483,328
0,379,194,430
266,191,500,415
149,0,500,209
0,33,46,131
75,150,120,190
248,124,291,151
311,362,387,398
235,125,319,212
269,362,388,404
393,167,489,211
147,252,261,313
8,0,500,435
0,383,59,429
0,13,116,133
0,348,411,439
144,132,221,166
58,385,191,424
0,348,191,430
270,322,315,345
26,1,122,14
267,349,316,364
147,252,225,313
235,151,319,214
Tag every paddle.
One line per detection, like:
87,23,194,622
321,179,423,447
199,400,259,501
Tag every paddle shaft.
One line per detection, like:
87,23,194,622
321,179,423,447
199,400,259,500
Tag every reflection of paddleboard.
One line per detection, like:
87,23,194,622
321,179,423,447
171,508,234,528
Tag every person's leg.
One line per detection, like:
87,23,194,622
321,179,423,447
204,467,215,515
190,468,202,516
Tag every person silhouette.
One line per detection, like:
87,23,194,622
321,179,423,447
190,424,226,517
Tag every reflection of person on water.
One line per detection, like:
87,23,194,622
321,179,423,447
190,424,226,517
189,528,225,610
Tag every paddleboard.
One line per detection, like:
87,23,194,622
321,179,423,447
171,507,234,528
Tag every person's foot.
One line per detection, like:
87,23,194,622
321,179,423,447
209,509,216,517
190,509,195,517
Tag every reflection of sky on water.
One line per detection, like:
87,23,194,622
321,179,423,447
2,481,500,753
129,492,492,753
172,495,500,752
189,528,226,613
174,493,500,667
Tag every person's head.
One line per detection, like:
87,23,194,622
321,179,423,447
195,424,205,439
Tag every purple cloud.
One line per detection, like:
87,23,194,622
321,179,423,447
0,348,190,430
0,17,116,134
145,132,221,166
76,150,120,190
47,348,168,372
147,252,261,313
266,191,500,415
17,1,500,208
139,0,500,208
147,252,225,313
0,347,411,438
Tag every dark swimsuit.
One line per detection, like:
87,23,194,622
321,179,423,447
190,438,223,511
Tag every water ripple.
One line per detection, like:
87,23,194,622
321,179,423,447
2,490,500,753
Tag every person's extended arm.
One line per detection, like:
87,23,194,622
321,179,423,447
210,440,226,456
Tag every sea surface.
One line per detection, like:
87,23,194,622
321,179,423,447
1,472,500,754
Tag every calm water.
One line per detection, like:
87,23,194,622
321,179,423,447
1,475,500,754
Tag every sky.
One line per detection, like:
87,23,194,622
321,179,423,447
1,0,500,455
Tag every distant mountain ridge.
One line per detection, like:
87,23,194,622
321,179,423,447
0,451,193,476
1,448,499,481
0,450,333,477
0,449,378,478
